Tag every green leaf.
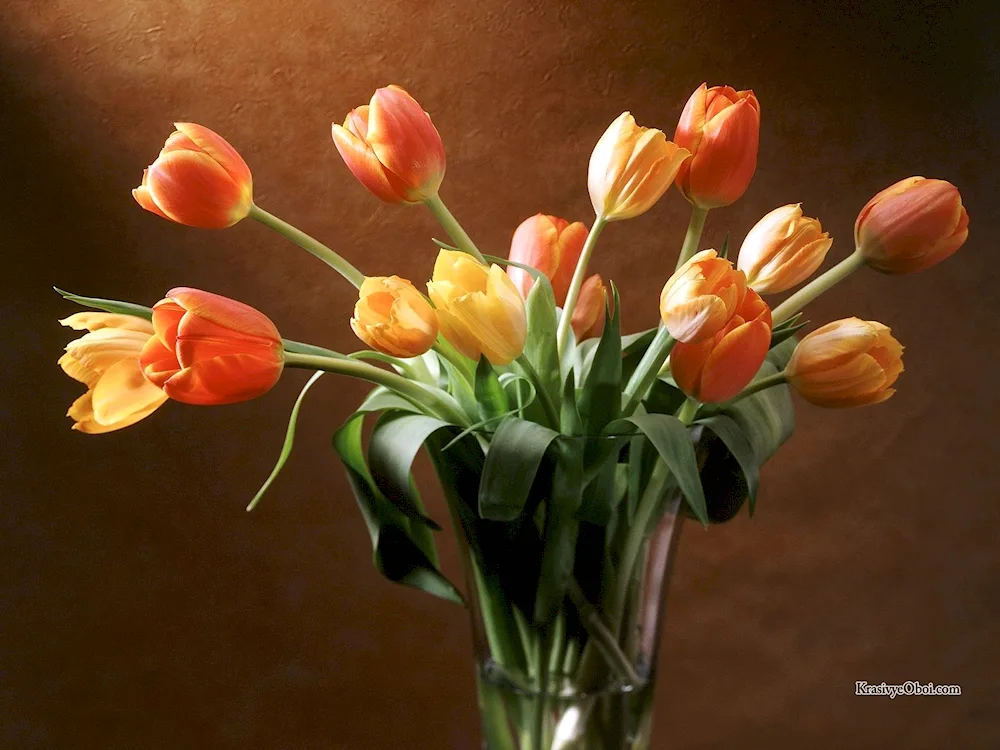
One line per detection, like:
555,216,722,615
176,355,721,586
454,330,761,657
332,414,463,605
770,315,807,350
719,232,731,260
577,283,622,436
606,413,707,526
368,413,450,531
54,287,153,319
560,371,582,435
478,417,561,521
440,356,479,422
577,439,628,525
246,372,324,512
481,254,547,282
432,237,461,252
521,274,562,421
475,356,509,422
357,385,422,415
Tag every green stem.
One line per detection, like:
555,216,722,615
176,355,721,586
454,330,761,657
621,327,676,418
724,371,789,407
556,215,608,356
677,398,700,425
675,205,710,270
424,193,487,263
531,627,551,749
434,335,475,382
771,249,865,324
281,339,345,359
282,351,467,425
249,204,365,288
567,580,641,685
516,354,560,430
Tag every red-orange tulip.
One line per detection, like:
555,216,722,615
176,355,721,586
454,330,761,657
133,123,253,229
855,177,969,274
570,274,608,342
506,214,589,304
671,288,772,403
332,85,446,204
139,288,284,405
673,83,760,208
660,249,747,343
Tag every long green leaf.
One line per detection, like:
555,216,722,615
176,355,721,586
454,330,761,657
478,417,561,521
577,283,622,436
475,356,509,422
54,287,153,319
246,372,324,512
534,439,583,624
357,386,422,415
521,274,562,423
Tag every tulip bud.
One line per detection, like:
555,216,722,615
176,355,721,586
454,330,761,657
139,288,284,405
350,276,439,357
58,312,169,433
571,274,608,341
672,288,772,403
427,250,527,365
659,249,746,343
855,177,969,274
133,123,253,229
506,214,589,304
737,203,833,294
673,83,760,208
332,85,446,204
588,112,691,221
785,318,904,407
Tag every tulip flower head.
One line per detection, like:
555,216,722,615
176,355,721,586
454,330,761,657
570,274,608,342
737,203,833,294
427,250,527,365
506,214,589,304
855,177,969,274
332,85,446,204
351,276,439,358
785,318,904,408
671,288,772,403
139,288,284,405
133,123,253,229
660,249,747,343
673,83,761,208
588,112,691,221
58,312,169,433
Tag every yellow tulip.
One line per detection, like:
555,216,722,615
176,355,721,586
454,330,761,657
785,318,904,407
588,112,691,221
58,312,168,433
427,250,527,365
737,203,833,294
351,276,439,357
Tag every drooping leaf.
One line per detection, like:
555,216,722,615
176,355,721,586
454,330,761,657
246,372,325,512
54,287,153,319
695,414,760,520
478,417,561,521
332,414,463,605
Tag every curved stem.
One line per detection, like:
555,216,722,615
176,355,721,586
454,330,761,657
283,351,468,425
249,204,365,288
557,215,608,356
771,249,865,324
675,205,710,270
516,354,559,430
424,194,487,263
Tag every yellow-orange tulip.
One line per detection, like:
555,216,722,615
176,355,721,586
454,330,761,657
588,112,691,221
855,177,969,274
737,203,833,294
427,250,527,365
506,214,589,304
672,288,772,403
785,318,904,407
133,123,253,229
140,288,284,405
659,249,747,343
351,276,439,357
332,85,446,204
673,83,760,208
58,312,168,433
570,274,608,342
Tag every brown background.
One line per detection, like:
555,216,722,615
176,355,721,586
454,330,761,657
2,0,998,748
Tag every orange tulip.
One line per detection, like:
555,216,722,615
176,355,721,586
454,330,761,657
855,177,969,274
785,318,904,407
659,249,747,343
133,123,253,229
673,83,760,208
139,288,284,405
506,214,589,304
570,274,608,341
350,276,439,357
58,312,169,433
588,112,691,221
332,85,446,204
737,204,833,294
672,288,772,403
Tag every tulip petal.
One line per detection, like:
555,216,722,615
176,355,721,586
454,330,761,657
173,122,252,188
91,357,169,425
332,123,412,203
139,335,181,389
687,97,759,208
60,312,154,334
162,354,283,405
174,314,282,369
697,319,771,403
132,183,171,220
145,150,249,228
166,288,281,344
786,318,878,376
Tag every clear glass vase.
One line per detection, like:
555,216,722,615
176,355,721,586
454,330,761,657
426,431,686,750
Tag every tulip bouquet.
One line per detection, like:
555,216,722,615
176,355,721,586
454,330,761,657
56,83,968,749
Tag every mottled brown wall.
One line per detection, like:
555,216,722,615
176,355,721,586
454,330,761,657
2,0,998,748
